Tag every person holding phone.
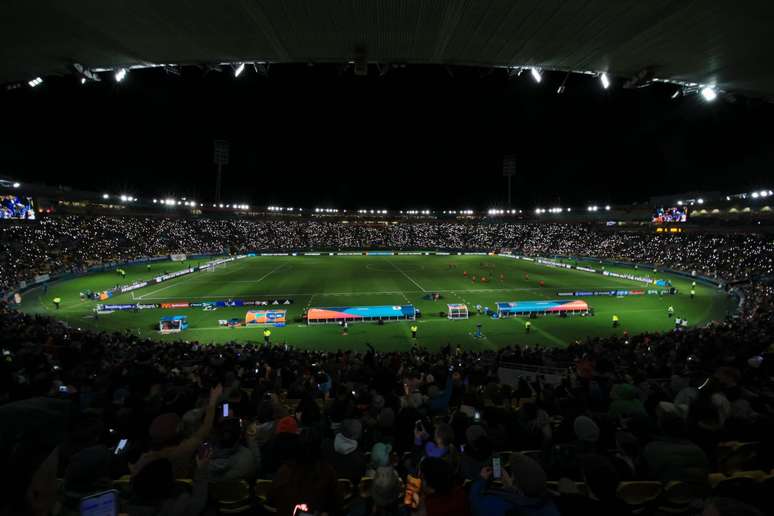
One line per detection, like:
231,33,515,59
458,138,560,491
469,453,559,516
132,383,223,478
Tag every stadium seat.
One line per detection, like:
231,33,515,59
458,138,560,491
717,441,760,475
336,478,354,501
112,476,132,498
616,481,663,507
545,481,589,497
358,476,374,498
254,479,272,502
658,481,710,514
208,480,252,514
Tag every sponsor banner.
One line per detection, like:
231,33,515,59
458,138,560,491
367,251,395,256
558,290,646,297
98,303,137,311
602,270,654,284
464,252,487,256
34,274,50,284
260,253,289,256
436,252,450,256
245,309,287,326
154,268,194,283
305,252,320,256
136,303,159,309
335,252,361,256
576,266,597,273
397,252,423,255
170,254,187,262
161,302,190,309
647,289,677,295
120,281,148,293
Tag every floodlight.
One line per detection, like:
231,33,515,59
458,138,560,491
114,69,127,82
700,86,717,102
530,68,542,83
234,63,245,77
600,73,610,89
28,77,43,87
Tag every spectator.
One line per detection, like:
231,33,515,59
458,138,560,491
420,458,470,516
269,429,340,516
323,418,367,485
208,417,261,482
126,456,209,516
641,402,710,486
469,453,559,516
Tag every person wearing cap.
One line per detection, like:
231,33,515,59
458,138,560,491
132,383,223,478
469,452,559,516
322,418,367,485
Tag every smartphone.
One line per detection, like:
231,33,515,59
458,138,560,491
79,489,117,516
114,439,128,455
403,474,422,508
222,403,229,418
473,411,481,422
197,441,210,460
492,457,502,479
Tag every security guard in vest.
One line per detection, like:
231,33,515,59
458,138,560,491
667,306,674,318
53,297,61,310
410,324,418,340
263,328,271,346
612,314,619,328
525,320,532,333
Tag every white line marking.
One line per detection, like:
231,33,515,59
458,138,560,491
255,263,289,284
387,260,427,292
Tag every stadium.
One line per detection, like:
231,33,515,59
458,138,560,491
2,3,774,516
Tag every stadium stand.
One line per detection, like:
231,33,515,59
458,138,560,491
0,214,772,515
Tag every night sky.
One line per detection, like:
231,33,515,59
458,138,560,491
1,64,773,210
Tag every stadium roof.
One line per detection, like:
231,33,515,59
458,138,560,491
4,1,774,98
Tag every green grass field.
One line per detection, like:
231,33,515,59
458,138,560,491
18,255,736,352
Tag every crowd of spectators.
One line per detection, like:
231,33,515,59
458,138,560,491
1,214,773,515
1,215,773,295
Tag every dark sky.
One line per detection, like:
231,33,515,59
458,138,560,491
1,64,773,210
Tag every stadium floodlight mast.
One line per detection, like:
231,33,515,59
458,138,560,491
13,182,21,188
28,77,43,88
530,67,542,83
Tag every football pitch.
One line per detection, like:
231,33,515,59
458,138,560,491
19,254,736,351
